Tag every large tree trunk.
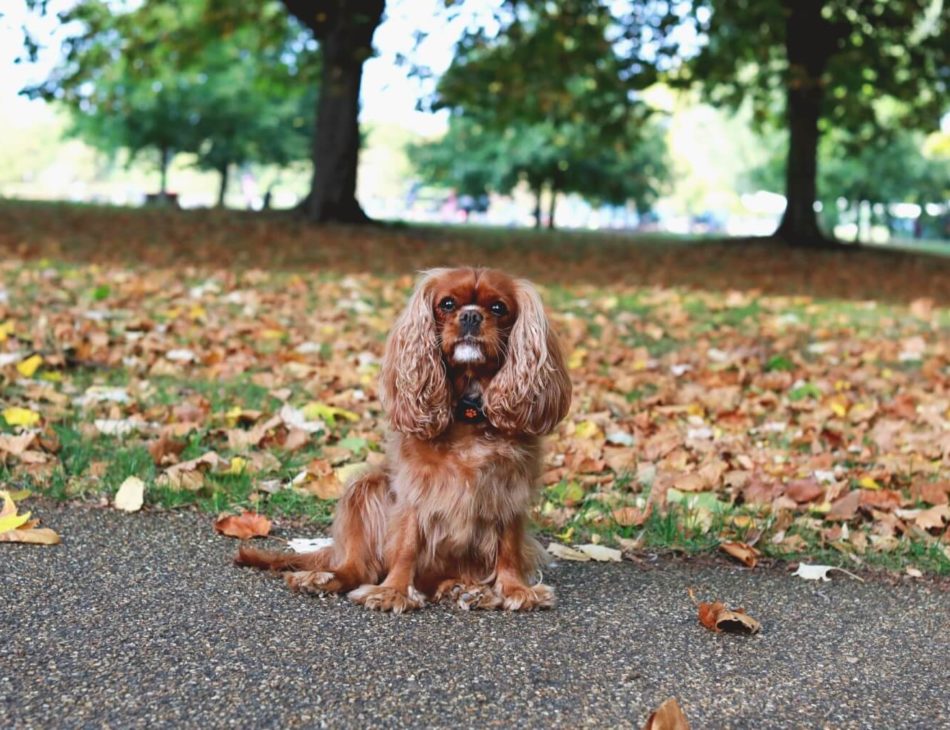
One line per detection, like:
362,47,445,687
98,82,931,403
283,1,385,224
216,163,229,208
533,185,543,229
159,146,170,196
774,0,838,247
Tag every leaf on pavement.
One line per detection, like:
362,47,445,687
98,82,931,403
114,476,145,512
576,544,622,562
0,490,60,545
689,588,761,635
643,697,690,730
547,542,592,561
720,541,761,568
792,563,864,582
214,511,272,539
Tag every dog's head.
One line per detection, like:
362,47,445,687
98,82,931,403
379,267,571,439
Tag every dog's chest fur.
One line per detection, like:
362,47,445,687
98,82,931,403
391,426,540,562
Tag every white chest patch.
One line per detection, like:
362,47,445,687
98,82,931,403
454,343,484,363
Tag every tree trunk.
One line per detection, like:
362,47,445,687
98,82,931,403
533,186,543,229
159,146,170,196
774,0,838,247
216,164,229,208
287,1,384,224
546,188,557,230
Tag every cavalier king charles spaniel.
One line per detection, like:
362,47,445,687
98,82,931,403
237,268,572,612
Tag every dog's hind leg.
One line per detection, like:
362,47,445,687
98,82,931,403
278,467,392,595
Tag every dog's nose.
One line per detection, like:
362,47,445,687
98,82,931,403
459,309,483,334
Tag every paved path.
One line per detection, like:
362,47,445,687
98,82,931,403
2,503,948,729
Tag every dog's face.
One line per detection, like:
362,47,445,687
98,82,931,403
429,268,519,374
380,267,572,439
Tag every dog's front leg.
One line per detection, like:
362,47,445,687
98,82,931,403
493,516,555,611
348,505,425,613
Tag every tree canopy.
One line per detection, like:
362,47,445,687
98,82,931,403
27,0,317,203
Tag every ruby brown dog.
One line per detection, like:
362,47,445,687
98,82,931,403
236,268,572,612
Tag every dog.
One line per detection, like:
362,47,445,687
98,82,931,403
236,267,572,612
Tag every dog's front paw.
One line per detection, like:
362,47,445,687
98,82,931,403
285,570,343,593
435,581,503,611
348,584,426,614
497,582,555,611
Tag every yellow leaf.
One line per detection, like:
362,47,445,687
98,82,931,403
301,402,359,424
225,406,244,427
568,348,587,370
188,305,206,320
335,461,372,486
227,457,247,475
3,407,41,427
858,476,881,490
261,328,285,339
829,400,848,418
574,420,602,440
0,508,31,534
0,320,13,342
7,489,32,502
16,354,43,378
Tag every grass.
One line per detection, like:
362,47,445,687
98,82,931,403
2,201,949,577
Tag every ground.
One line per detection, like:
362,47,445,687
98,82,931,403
1,201,949,576
3,502,949,729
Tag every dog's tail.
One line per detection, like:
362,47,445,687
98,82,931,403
235,545,333,572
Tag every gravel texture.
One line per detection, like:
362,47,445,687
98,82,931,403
2,503,949,729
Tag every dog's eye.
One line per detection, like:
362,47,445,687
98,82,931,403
439,297,456,312
490,302,508,316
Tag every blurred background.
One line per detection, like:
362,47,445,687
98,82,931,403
3,0,948,245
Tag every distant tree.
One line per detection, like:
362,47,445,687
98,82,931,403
428,0,668,228
680,0,949,246
25,0,316,204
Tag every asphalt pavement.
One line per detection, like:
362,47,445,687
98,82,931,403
2,502,948,729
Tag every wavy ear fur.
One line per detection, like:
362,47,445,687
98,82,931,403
483,280,572,436
379,270,452,439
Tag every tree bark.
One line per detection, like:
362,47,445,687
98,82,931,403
159,146,170,196
533,185,543,229
216,164,229,208
282,1,385,224
546,188,557,230
774,0,838,247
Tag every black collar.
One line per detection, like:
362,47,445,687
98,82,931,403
455,395,486,424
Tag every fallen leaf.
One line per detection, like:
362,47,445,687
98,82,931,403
547,543,591,561
0,526,61,545
826,490,861,521
576,544,622,562
16,354,43,378
2,407,41,427
0,490,60,545
643,697,690,730
720,541,761,568
689,588,761,635
214,511,272,539
792,563,864,582
114,476,145,512
288,537,334,553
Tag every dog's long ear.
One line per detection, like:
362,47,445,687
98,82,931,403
484,280,572,436
379,270,452,439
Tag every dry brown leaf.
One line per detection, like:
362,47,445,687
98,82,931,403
612,504,651,527
826,490,861,521
0,527,61,545
643,697,690,730
720,541,761,568
689,588,761,635
213,511,272,539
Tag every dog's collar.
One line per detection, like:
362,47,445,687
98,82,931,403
455,395,486,424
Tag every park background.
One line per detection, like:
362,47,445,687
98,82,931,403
1,0,949,575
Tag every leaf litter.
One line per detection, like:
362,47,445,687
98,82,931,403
1,207,949,572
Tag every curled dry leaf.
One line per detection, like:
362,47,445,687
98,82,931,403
720,541,761,568
643,697,690,730
576,544,622,562
214,511,272,540
689,588,761,635
0,490,60,545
